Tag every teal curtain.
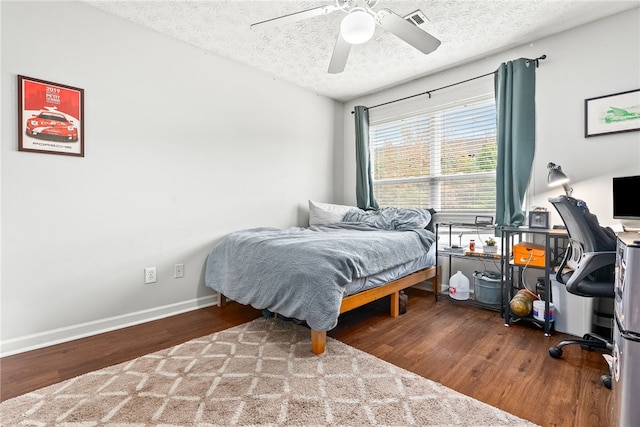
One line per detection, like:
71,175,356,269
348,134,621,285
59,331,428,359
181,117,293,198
354,106,379,210
494,58,537,226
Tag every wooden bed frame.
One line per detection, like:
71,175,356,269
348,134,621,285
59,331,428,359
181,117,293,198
218,265,440,355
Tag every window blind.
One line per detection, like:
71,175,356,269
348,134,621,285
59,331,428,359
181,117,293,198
369,95,497,213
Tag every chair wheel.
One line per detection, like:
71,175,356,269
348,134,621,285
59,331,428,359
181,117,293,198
549,347,563,358
601,375,612,390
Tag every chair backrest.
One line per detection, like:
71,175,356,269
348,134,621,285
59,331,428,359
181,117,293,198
548,195,616,298
549,196,594,271
549,195,598,247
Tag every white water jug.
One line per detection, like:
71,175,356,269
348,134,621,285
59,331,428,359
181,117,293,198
449,271,470,300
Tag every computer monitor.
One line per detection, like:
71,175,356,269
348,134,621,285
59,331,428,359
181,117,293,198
613,175,640,230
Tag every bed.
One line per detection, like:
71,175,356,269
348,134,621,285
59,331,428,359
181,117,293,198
204,201,439,354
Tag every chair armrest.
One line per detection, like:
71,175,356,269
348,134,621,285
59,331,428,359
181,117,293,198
565,251,615,290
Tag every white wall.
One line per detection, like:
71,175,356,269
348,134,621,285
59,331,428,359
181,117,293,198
0,1,342,355
342,8,640,228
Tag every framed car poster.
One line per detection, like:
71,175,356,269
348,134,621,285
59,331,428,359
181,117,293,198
18,75,84,157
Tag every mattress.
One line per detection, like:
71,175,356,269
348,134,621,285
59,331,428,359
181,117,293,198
344,243,436,296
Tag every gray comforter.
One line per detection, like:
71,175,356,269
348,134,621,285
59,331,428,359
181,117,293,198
205,220,435,332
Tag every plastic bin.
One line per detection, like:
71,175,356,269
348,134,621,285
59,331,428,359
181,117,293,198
551,277,593,337
473,271,501,305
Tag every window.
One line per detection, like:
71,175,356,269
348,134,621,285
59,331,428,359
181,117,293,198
369,95,497,214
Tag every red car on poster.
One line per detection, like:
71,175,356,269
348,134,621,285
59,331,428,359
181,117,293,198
25,107,79,142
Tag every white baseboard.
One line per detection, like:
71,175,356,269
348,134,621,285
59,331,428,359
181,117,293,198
0,295,219,357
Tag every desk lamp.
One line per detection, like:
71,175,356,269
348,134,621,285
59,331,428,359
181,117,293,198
547,162,573,196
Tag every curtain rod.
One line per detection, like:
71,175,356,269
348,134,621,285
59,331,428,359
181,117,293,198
352,54,547,113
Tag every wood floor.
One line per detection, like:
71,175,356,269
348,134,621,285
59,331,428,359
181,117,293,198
1,288,612,427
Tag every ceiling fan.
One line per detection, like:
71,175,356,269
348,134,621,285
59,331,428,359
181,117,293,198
250,0,441,74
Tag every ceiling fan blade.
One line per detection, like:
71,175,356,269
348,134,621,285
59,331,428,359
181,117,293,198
251,4,341,30
328,33,352,74
376,8,441,54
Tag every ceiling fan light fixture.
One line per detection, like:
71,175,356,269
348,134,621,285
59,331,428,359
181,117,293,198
340,9,375,44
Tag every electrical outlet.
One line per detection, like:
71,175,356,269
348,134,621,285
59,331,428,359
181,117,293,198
174,263,184,279
145,267,157,284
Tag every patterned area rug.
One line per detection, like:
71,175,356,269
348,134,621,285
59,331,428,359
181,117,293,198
1,318,536,426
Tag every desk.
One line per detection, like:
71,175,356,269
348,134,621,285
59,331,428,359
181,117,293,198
501,226,568,336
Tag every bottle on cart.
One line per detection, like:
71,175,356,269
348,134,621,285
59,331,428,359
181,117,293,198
469,239,475,251
449,271,470,300
510,289,536,317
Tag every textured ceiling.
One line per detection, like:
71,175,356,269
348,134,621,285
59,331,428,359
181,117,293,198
84,0,639,102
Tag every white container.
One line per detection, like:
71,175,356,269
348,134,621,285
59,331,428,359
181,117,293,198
551,278,593,336
449,271,470,300
533,299,555,322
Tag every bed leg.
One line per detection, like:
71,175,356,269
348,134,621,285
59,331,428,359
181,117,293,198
311,329,326,355
217,293,227,307
390,291,400,317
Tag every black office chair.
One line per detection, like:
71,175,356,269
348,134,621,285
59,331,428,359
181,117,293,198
547,195,616,387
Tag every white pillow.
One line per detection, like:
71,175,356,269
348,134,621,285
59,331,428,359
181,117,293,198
308,200,358,225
